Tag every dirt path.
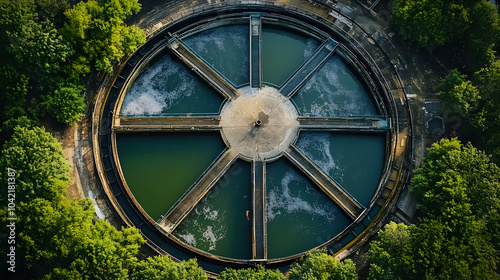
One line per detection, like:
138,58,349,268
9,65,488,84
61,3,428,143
60,125,85,199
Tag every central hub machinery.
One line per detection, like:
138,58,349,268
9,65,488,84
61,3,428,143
220,86,299,160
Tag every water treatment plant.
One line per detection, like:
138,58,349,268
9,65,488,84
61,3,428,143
92,0,413,275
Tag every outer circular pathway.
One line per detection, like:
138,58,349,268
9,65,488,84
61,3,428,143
92,1,413,275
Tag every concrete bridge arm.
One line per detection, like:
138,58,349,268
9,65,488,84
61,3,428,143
113,116,221,132
250,14,262,89
298,116,391,132
252,160,267,260
284,146,364,219
168,37,239,100
279,38,338,97
157,148,239,233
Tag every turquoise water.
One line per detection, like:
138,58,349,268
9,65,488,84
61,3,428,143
183,25,250,87
262,26,320,87
295,132,385,206
292,56,378,117
116,132,226,220
173,160,253,259
120,53,224,116
266,158,350,259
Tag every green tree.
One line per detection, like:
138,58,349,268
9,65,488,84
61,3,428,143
411,218,497,280
392,0,499,72
391,0,471,52
0,64,29,126
0,0,34,103
412,138,500,248
464,1,500,72
45,219,144,279
370,140,500,279
411,139,499,278
18,22,73,90
15,198,95,272
9,197,145,279
34,0,70,27
473,61,500,142
219,266,285,280
412,139,500,220
63,0,145,73
41,84,85,125
439,75,480,120
130,256,207,280
0,0,72,90
438,69,468,93
438,62,500,164
369,219,499,280
288,249,358,280
0,126,70,204
0,116,37,144
368,222,416,280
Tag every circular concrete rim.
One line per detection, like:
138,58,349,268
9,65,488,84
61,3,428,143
92,2,413,274
220,86,300,161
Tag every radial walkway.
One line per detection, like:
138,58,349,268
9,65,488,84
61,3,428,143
168,37,239,100
298,116,391,132
284,146,364,219
113,116,221,132
252,160,267,259
158,148,239,233
280,38,339,97
250,14,262,88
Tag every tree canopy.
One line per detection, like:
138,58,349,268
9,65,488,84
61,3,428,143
439,62,500,165
368,222,415,280
288,249,358,280
63,0,145,73
41,84,86,125
0,126,69,204
392,0,500,72
0,0,145,135
391,0,471,52
0,125,147,279
13,198,145,279
369,139,500,279
131,256,207,280
219,266,286,280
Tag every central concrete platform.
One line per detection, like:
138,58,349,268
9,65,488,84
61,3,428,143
220,86,299,160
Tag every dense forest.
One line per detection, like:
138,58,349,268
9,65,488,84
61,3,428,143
1,0,500,279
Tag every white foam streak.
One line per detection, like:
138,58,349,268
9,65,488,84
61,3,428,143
296,133,343,183
121,56,195,116
202,226,226,251
186,26,249,83
303,39,320,61
176,204,227,252
300,57,376,117
267,170,336,222
178,233,197,247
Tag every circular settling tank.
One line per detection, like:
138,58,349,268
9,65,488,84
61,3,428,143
95,3,411,274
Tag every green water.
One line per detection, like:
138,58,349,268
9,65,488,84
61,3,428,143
183,25,250,87
262,26,320,87
295,133,385,206
116,132,226,220
292,56,378,117
173,160,253,259
120,53,224,116
266,158,350,259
